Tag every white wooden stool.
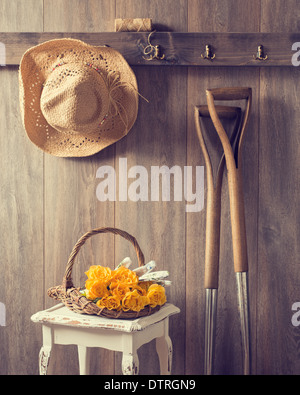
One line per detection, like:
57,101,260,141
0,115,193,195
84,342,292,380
31,303,180,375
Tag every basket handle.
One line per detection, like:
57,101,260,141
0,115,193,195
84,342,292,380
62,227,145,290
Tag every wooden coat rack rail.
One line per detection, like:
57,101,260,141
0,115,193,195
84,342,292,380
0,32,299,67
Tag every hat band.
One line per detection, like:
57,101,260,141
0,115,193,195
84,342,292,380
87,64,130,129
85,62,148,129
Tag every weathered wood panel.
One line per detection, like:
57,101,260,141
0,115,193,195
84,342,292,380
114,0,188,376
188,0,261,33
0,0,299,376
0,0,44,375
186,67,259,375
258,0,300,374
43,0,116,375
186,0,260,375
1,32,299,67
258,67,300,375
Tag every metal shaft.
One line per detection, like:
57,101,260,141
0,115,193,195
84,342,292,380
236,272,251,375
204,288,218,375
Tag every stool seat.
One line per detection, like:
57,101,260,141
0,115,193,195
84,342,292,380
31,303,180,375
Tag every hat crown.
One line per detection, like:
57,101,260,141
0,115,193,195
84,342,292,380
40,64,109,134
19,38,139,157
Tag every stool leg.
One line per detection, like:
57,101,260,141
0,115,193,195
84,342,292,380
39,325,52,375
121,333,139,375
156,319,172,375
122,352,139,375
39,346,51,375
78,346,91,375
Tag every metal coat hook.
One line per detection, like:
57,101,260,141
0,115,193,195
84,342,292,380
253,45,268,61
201,44,216,61
142,30,166,61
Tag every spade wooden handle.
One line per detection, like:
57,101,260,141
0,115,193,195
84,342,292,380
227,169,249,273
195,105,241,288
194,107,223,289
206,87,252,274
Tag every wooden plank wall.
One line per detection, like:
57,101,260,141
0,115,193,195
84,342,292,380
0,0,299,375
258,0,300,375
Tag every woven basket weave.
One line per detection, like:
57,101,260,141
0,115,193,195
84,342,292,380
47,227,162,319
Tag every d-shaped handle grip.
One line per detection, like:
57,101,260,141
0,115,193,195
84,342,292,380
207,87,251,101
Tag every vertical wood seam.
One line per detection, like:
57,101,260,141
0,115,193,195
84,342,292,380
42,0,45,311
184,68,188,376
42,0,45,32
255,0,261,375
113,2,117,376
184,0,189,374
255,0,262,375
185,0,190,375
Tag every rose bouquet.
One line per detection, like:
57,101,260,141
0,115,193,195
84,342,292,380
48,227,171,318
82,261,168,313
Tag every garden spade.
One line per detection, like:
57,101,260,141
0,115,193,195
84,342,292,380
206,87,252,375
194,104,242,375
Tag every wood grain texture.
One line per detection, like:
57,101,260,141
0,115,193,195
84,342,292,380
114,66,187,375
188,0,261,32
44,0,116,32
186,67,259,375
0,0,299,376
43,0,116,376
0,0,44,375
0,67,44,375
2,32,299,66
0,0,43,32
186,0,259,375
261,0,300,32
115,0,188,375
258,67,300,375
257,0,300,375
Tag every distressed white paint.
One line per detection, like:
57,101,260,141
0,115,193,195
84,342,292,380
31,303,180,375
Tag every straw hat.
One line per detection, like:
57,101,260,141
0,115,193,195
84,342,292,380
19,38,139,157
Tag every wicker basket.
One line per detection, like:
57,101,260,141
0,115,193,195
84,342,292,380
47,227,162,319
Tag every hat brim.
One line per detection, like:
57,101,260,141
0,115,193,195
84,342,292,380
19,38,139,157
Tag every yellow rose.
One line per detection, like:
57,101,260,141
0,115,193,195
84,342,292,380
111,266,139,286
85,265,112,282
147,284,167,308
137,281,153,292
122,289,148,312
110,282,131,301
96,295,121,311
85,279,110,300
131,284,147,296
